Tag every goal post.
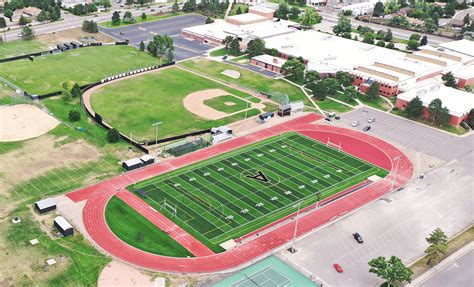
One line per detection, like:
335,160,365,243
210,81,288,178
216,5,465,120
326,137,342,152
160,198,177,217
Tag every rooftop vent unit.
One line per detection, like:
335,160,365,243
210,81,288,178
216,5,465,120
430,84,441,92
417,89,427,96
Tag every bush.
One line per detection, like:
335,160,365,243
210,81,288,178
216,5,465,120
107,128,121,143
68,109,81,121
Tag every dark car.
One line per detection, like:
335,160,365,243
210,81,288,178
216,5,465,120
363,126,371,132
353,232,364,243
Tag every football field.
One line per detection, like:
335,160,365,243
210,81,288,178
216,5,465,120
128,132,388,251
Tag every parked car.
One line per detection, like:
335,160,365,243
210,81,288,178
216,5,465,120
353,232,364,243
324,117,332,123
351,121,360,127
363,126,371,132
333,263,344,273
368,117,376,123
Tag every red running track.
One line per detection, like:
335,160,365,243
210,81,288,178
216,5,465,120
72,114,413,273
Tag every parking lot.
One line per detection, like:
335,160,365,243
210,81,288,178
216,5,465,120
337,107,473,161
99,14,212,61
279,150,473,286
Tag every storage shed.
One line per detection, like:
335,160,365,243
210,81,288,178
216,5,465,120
140,154,155,166
34,198,56,214
54,216,74,237
122,158,142,171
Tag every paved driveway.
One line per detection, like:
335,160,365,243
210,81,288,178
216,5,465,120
279,150,473,286
420,249,474,287
99,14,212,61
337,107,474,161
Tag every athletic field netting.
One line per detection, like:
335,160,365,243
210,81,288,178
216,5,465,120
128,132,388,250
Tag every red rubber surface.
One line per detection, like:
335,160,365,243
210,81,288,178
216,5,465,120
71,114,413,273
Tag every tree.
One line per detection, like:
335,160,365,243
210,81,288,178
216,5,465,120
333,16,352,37
365,82,380,101
281,59,305,82
126,0,134,8
70,83,82,98
374,2,385,17
299,8,322,27
182,1,196,12
463,13,471,26
384,29,393,42
425,242,447,266
107,128,121,143
247,37,265,57
420,35,428,46
309,80,328,100
275,3,289,20
467,109,474,129
139,41,145,51
406,39,419,51
82,20,98,33
229,37,240,56
437,106,451,127
424,18,437,33
37,10,50,22
19,15,31,26
297,0,306,7
345,86,360,102
223,36,233,49
304,70,320,84
426,228,448,246
236,6,242,15
386,42,395,49
68,109,81,121
4,9,13,21
141,12,147,20
172,0,179,13
363,32,375,44
428,98,445,125
205,16,214,24
322,77,340,95
444,1,456,17
441,72,457,88
405,96,423,118
289,7,300,20
0,17,6,42
268,48,278,56
20,26,34,40
409,33,421,41
368,256,413,286
376,40,386,47
111,11,121,25
335,71,353,87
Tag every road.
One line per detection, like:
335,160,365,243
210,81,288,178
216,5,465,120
319,11,452,45
3,5,171,41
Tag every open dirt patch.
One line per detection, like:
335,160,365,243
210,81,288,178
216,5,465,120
224,102,236,106
36,27,116,47
98,261,154,287
0,104,59,142
0,135,101,196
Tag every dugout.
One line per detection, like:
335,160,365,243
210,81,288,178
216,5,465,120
54,216,74,237
278,104,292,117
34,198,56,214
259,112,274,122
122,158,142,171
210,126,232,135
140,154,155,166
70,41,81,49
56,44,67,51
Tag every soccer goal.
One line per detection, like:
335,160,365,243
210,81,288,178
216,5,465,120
326,137,342,151
160,198,177,217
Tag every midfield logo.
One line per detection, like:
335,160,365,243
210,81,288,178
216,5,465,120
246,170,270,183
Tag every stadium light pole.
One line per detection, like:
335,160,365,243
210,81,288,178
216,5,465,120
289,201,302,253
390,155,401,192
152,121,162,152
243,97,253,134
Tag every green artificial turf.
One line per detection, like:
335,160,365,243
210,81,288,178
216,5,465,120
203,95,249,113
105,196,194,257
0,45,159,95
128,132,388,252
91,67,260,140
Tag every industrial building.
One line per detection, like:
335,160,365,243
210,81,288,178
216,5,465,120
396,81,474,126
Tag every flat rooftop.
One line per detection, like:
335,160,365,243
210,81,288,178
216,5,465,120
226,13,268,23
252,54,287,68
398,81,474,116
438,40,474,57
447,62,474,80
265,30,406,73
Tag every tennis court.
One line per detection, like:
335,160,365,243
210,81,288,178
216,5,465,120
128,132,388,250
214,256,319,287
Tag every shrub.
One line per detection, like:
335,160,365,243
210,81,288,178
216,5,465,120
68,109,81,121
107,128,121,143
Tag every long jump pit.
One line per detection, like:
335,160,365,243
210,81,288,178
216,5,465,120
0,104,59,142
67,113,413,274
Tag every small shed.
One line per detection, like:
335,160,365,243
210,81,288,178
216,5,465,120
259,112,274,122
34,198,56,214
140,154,155,166
277,104,292,117
54,216,74,237
122,158,142,171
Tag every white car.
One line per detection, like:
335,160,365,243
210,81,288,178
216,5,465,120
351,121,360,127
368,117,376,123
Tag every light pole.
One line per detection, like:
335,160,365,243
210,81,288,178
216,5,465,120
243,96,253,134
390,155,401,192
152,121,162,153
289,201,302,253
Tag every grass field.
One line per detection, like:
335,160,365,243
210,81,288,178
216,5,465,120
128,132,388,252
209,48,230,57
203,95,249,113
0,45,158,95
99,12,186,28
0,40,49,59
105,196,193,257
179,58,306,102
91,67,261,140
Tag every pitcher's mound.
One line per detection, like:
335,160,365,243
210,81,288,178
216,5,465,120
0,104,59,142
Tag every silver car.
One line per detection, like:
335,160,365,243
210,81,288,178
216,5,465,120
351,121,360,127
